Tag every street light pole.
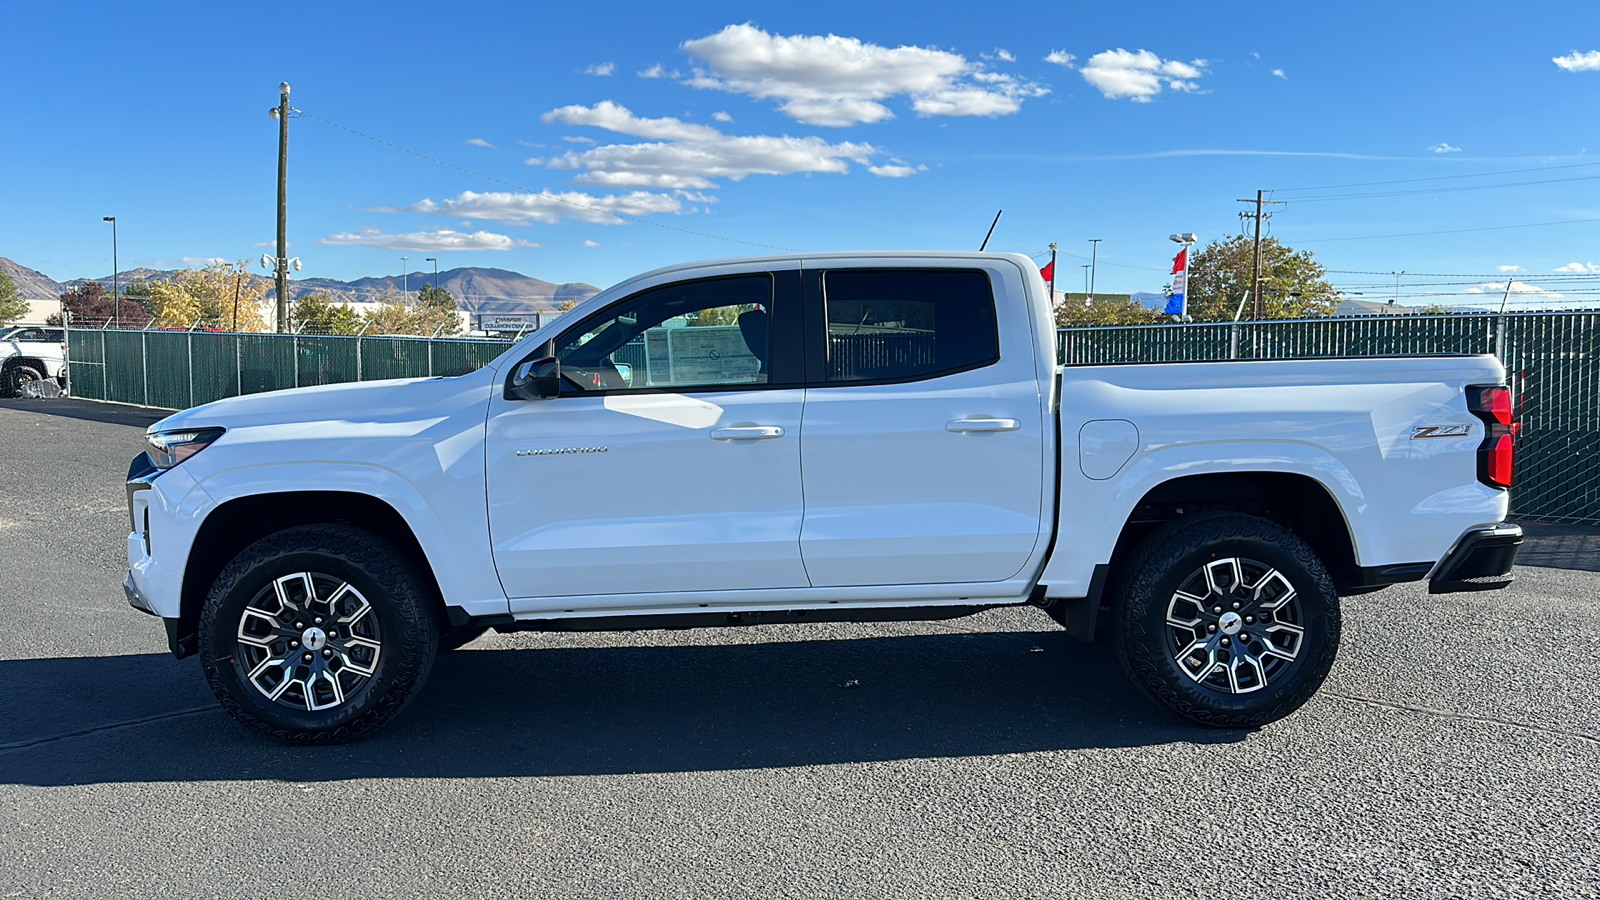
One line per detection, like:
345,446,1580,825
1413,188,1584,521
426,258,438,290
1088,238,1101,304
1082,264,1091,307
271,82,291,332
102,217,117,327
401,257,409,298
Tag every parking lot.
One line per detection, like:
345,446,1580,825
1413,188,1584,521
1,397,1596,898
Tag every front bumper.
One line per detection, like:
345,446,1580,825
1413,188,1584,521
1429,523,1522,594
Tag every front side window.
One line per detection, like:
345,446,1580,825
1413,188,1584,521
822,269,999,383
554,274,773,393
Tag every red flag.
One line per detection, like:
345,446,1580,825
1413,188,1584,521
1039,260,1055,282
1171,248,1187,274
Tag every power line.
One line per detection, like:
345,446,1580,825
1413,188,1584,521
1295,217,1600,243
1286,174,1600,203
1276,160,1600,192
292,108,801,253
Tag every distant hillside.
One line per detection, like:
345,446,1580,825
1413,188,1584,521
0,258,600,316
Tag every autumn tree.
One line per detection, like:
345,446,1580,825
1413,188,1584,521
292,292,362,335
59,281,152,328
149,261,270,331
1183,236,1338,322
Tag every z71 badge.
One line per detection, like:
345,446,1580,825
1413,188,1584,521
1411,424,1472,439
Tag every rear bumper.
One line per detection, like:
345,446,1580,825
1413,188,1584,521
1429,523,1522,594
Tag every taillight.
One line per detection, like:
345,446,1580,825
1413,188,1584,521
1466,385,1515,489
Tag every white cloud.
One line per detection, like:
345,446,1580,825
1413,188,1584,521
523,157,544,165
1553,50,1600,72
583,240,602,248
638,64,667,78
409,189,688,226
585,62,616,76
984,48,1016,62
1080,48,1209,102
562,135,597,145
541,101,881,189
680,23,1045,126
712,111,734,122
1429,142,1462,153
1498,265,1523,273
466,138,495,149
319,227,537,252
516,140,545,148
1465,280,1563,298
252,241,292,249
1044,50,1076,68
178,256,227,267
1271,68,1287,80
1554,261,1600,273
868,163,920,178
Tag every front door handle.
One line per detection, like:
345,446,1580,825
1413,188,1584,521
946,417,1021,433
711,425,786,441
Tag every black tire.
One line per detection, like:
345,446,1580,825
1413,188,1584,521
1114,512,1341,728
198,524,440,744
438,625,490,652
3,364,43,398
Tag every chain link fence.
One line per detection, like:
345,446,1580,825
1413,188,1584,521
1060,312,1599,525
61,312,1597,524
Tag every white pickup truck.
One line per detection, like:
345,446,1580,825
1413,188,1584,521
1,325,67,396
123,253,1522,743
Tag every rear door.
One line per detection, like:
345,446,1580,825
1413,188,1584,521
797,262,1049,586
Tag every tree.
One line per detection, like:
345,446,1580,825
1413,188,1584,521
687,304,756,327
59,280,152,328
361,286,462,336
0,269,28,322
149,261,270,331
292,292,363,335
1055,295,1164,327
1183,236,1338,322
416,283,462,336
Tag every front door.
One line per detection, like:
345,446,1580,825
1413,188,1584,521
486,269,809,603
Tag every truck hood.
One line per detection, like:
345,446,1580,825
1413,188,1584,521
151,371,496,434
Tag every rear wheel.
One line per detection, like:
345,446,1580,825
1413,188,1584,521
3,364,43,398
199,525,440,744
1115,512,1340,728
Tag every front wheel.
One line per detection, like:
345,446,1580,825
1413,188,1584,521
3,364,44,398
1115,512,1341,728
199,525,440,744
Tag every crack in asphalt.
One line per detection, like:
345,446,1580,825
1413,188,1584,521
0,706,217,754
1326,690,1600,746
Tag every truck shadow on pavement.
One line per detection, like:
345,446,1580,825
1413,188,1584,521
0,630,1243,786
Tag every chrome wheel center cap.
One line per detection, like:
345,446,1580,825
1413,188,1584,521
301,627,328,651
1218,612,1243,636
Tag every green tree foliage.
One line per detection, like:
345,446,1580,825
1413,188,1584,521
292,292,362,335
416,283,462,336
1055,295,1164,327
687,304,758,327
0,269,29,322
60,280,152,328
1183,236,1338,322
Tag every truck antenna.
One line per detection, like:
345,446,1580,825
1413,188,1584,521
978,210,1002,251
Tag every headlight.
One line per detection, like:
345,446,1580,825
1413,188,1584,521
146,427,225,469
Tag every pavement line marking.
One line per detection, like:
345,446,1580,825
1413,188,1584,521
0,706,218,753
1326,690,1599,746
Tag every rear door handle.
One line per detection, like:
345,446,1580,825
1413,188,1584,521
946,417,1021,433
711,425,786,441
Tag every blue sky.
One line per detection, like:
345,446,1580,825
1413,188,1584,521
3,1,1598,307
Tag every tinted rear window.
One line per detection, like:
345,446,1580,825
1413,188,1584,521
823,269,999,383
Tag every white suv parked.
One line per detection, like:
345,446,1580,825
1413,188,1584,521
1,326,67,397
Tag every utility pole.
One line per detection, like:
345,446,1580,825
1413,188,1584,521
427,257,438,290
1082,265,1091,307
1237,190,1284,320
1088,238,1101,304
401,257,409,298
272,82,291,332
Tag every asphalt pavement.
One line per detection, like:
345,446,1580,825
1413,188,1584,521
1,397,1596,898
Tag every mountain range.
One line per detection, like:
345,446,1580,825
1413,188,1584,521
0,258,601,317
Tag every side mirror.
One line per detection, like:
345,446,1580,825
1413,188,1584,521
505,355,560,401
